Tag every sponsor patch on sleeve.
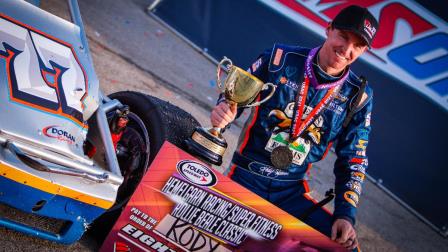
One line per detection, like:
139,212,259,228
365,112,371,127
349,157,367,165
346,181,362,195
351,171,365,182
355,139,368,150
350,164,366,173
344,191,359,208
356,150,366,156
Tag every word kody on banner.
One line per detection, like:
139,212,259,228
101,141,347,252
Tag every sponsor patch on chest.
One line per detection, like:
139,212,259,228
326,101,344,114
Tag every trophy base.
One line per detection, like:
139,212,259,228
184,127,227,166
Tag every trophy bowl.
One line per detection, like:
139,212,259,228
185,57,276,165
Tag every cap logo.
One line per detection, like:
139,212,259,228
363,19,376,39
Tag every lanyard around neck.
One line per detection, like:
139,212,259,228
288,47,348,142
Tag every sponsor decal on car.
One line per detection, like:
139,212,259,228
176,160,217,187
43,125,75,144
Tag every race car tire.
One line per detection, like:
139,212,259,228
110,90,201,167
89,91,200,242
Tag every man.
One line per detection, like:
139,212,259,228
211,5,378,251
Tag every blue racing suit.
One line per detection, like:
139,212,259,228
225,44,372,238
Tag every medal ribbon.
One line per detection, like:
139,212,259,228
289,47,348,142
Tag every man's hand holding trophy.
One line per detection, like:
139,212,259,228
185,57,276,165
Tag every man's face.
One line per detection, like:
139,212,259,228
319,27,368,74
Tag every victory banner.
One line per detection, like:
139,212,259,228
100,141,346,251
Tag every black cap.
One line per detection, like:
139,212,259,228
332,5,379,48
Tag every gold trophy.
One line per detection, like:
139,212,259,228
185,57,276,165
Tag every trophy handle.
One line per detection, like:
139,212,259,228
245,83,276,107
217,57,233,91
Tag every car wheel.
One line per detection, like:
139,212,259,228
88,91,199,242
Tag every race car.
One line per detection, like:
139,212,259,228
0,0,198,244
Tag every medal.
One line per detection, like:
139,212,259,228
270,47,347,169
271,145,293,170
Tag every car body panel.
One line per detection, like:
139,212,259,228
0,0,121,244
